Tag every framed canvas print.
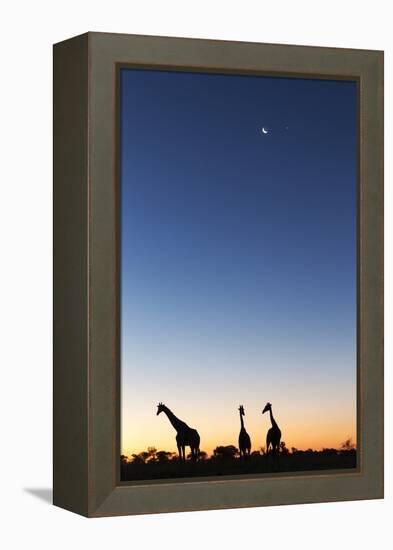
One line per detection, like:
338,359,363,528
53,32,383,517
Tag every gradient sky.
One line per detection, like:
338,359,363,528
120,68,357,457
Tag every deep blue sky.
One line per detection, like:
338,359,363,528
120,68,357,454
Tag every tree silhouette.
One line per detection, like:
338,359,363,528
120,439,357,482
213,445,239,460
146,447,157,462
131,451,150,464
185,450,208,460
341,438,355,451
170,453,181,462
156,450,173,463
280,441,289,455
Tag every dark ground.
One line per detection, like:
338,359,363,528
121,450,356,481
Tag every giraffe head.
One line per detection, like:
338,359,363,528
157,402,165,415
262,402,272,414
239,405,245,416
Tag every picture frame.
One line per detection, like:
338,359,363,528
53,32,383,517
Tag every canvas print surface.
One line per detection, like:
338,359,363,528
120,68,357,481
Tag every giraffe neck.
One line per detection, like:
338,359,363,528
239,412,244,429
163,407,186,432
269,408,278,429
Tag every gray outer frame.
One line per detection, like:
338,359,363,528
53,32,383,517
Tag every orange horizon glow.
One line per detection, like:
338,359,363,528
121,396,357,458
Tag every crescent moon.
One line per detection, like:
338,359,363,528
261,127,268,134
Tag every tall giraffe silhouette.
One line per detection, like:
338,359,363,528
156,403,200,461
262,402,281,456
238,405,251,457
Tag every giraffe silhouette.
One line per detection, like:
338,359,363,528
262,402,281,456
238,405,251,457
156,403,200,461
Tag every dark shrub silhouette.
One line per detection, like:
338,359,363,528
186,450,208,460
120,443,357,481
156,450,173,463
131,451,150,464
146,447,157,463
322,448,338,456
341,438,356,451
280,441,289,455
213,445,239,460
